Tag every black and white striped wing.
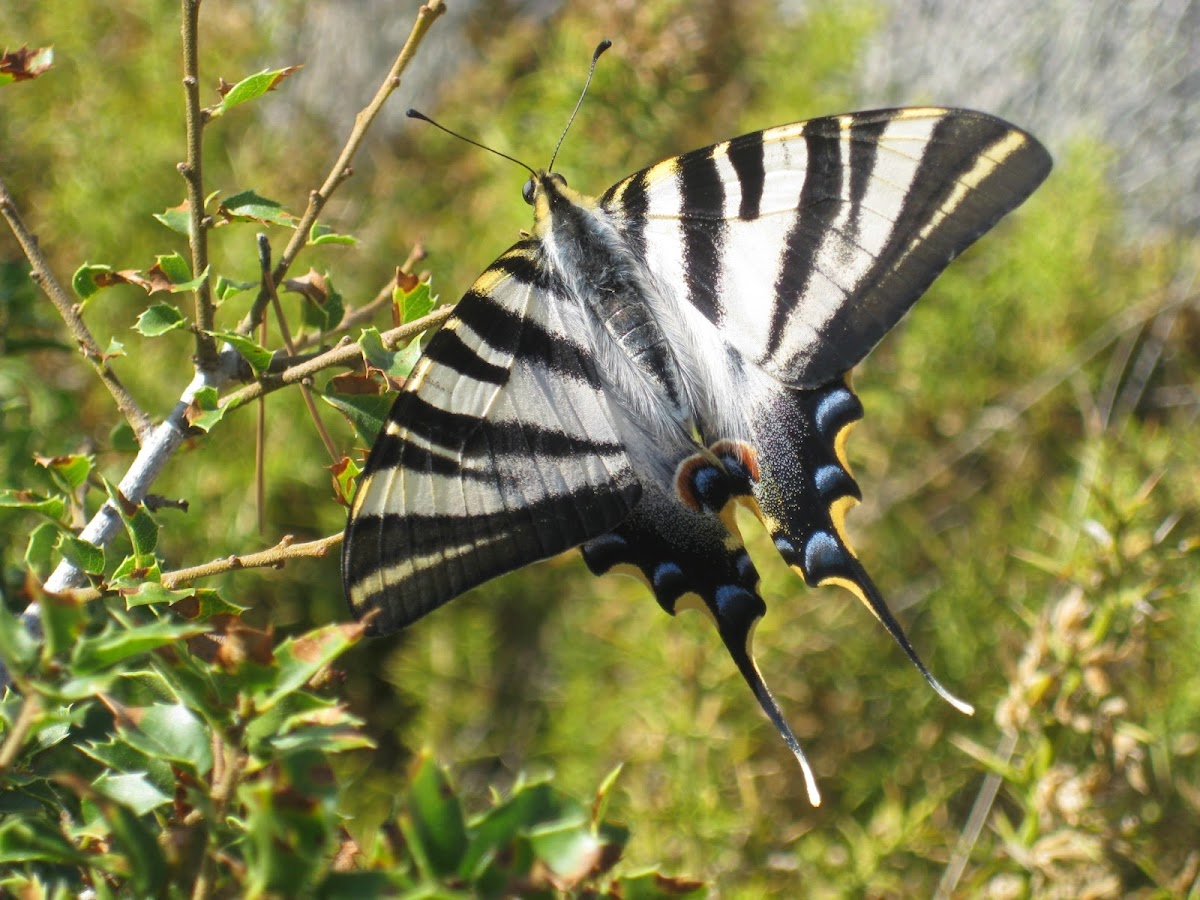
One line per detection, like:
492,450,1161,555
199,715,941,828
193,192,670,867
343,241,642,635
599,107,1052,388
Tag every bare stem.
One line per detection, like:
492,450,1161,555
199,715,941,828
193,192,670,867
231,0,446,341
259,235,341,462
0,693,41,773
0,176,153,439
162,532,344,587
180,0,218,369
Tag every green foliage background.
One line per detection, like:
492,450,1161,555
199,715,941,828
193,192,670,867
2,0,1198,896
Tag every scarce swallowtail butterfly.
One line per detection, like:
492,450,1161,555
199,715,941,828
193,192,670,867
343,42,1051,806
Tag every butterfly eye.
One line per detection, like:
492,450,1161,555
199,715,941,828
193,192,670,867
521,178,536,205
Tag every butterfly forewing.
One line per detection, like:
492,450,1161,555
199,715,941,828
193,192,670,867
600,107,1053,388
344,241,641,635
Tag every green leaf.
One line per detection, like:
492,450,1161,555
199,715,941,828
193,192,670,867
301,273,344,331
320,392,393,446
146,252,208,294
0,602,39,676
0,817,89,866
57,533,104,574
0,489,66,518
92,772,171,816
186,385,227,433
24,521,58,580
92,792,169,895
115,702,213,776
109,420,139,453
81,738,175,798
211,65,302,117
395,280,435,325
407,755,468,877
72,262,114,300
254,621,364,713
103,336,126,359
133,303,185,337
614,871,706,898
152,201,192,235
357,326,423,379
215,274,257,301
309,221,358,246
72,620,206,675
219,189,298,227
121,581,195,609
35,452,93,491
38,591,88,662
209,330,273,376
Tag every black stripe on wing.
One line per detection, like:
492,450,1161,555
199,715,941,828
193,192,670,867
772,109,1052,384
344,245,641,636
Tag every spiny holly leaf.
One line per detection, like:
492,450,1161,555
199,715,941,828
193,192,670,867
0,489,66,518
284,269,344,331
71,263,154,301
152,200,192,235
395,279,435,325
134,303,186,337
210,65,302,117
24,521,58,580
321,391,394,447
406,755,468,877
92,772,172,816
0,46,53,85
56,533,104,575
108,701,213,776
146,252,208,293
219,190,297,228
215,275,257,301
329,456,362,507
101,337,126,361
309,221,358,246
254,621,365,713
209,330,273,376
356,326,422,381
72,620,205,676
185,385,227,432
34,453,93,491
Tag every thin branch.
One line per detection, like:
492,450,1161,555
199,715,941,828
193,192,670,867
0,694,41,773
0,176,153,439
67,533,344,604
161,532,343,588
259,235,341,462
220,305,454,413
234,0,446,340
180,0,218,370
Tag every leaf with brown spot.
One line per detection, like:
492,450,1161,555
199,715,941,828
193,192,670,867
0,46,53,85
328,373,383,396
284,268,328,305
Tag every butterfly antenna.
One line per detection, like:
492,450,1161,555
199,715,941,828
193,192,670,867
406,109,536,177
548,39,612,172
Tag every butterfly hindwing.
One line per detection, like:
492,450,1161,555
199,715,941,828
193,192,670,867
600,107,1053,388
344,240,642,635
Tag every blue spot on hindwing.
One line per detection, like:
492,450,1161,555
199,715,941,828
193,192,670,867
815,464,849,497
774,534,799,564
651,560,687,595
814,386,859,438
804,530,849,578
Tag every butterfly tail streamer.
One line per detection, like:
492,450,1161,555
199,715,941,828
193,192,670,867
712,588,824,807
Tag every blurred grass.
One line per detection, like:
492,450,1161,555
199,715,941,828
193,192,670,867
2,0,1197,895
